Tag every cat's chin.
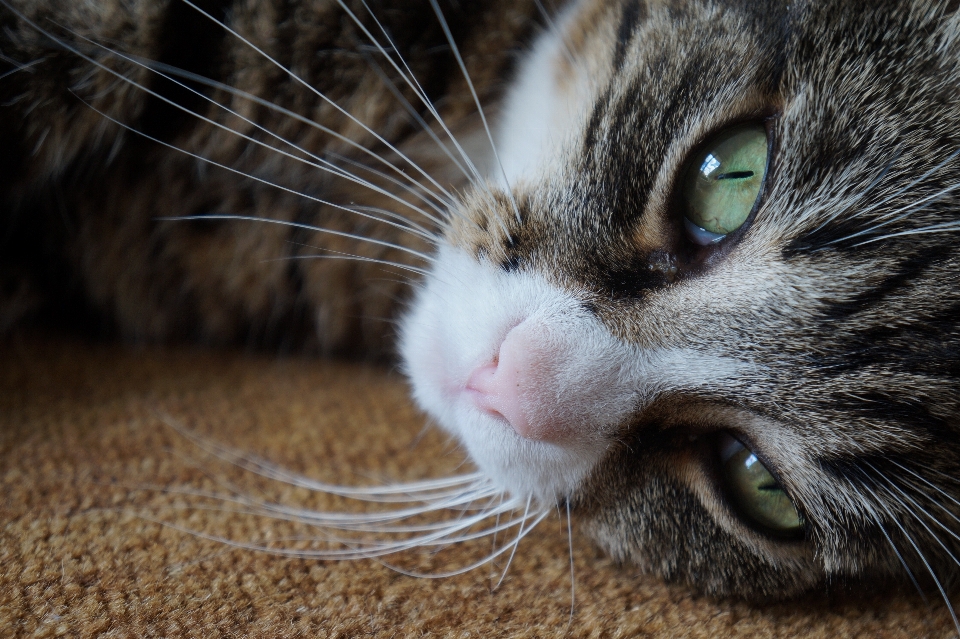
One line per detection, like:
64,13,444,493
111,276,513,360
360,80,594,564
400,245,645,503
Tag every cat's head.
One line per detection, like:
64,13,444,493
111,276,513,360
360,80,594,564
400,0,960,598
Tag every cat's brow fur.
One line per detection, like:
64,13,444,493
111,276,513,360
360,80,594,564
4,0,960,604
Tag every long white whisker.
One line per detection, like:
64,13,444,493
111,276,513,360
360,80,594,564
136,478,502,527
140,418,553,574
359,49,471,183
891,460,960,519
268,252,429,278
534,0,578,71
852,473,927,602
76,36,449,225
167,210,433,265
876,471,960,572
119,56,456,215
53,31,446,235
9,12,444,255
177,0,459,204
821,148,960,247
860,473,958,633
378,508,551,579
0,55,43,81
116,460,521,538
565,499,576,628
426,0,522,226
339,3,507,238
350,0,489,189
853,220,960,247
495,494,532,589
161,415,479,498
837,186,960,246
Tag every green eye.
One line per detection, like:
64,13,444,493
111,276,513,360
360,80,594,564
682,124,768,244
719,434,802,537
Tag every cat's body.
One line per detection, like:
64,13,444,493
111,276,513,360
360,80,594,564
0,0,529,354
5,0,960,605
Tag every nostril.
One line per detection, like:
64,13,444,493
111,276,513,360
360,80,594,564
463,323,535,438
464,360,498,396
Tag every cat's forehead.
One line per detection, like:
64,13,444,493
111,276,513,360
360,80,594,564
484,0,960,287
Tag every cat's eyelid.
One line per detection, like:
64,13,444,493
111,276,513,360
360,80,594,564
718,432,746,462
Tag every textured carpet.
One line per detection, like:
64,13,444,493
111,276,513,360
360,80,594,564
1,333,955,638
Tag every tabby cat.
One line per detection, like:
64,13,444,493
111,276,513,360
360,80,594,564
3,0,960,607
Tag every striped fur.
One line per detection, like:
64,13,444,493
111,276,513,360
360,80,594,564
4,0,960,604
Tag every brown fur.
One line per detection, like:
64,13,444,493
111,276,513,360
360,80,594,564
5,0,960,608
1,0,537,355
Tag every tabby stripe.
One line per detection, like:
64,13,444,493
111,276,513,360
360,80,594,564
817,246,951,321
138,0,233,142
612,0,646,71
815,302,960,377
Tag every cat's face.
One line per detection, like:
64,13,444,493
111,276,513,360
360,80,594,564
401,0,960,598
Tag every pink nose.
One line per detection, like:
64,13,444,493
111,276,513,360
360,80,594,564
464,322,543,440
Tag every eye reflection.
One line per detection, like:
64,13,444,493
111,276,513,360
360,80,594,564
681,124,768,244
718,433,802,538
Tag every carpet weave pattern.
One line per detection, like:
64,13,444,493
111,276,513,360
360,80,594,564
1,334,952,637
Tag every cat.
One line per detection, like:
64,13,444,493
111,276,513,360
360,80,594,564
3,0,960,610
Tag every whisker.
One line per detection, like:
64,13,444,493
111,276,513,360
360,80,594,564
377,508,551,579
852,473,928,603
266,252,429,278
171,478,527,558
167,211,434,266
0,55,43,81
55,31,447,234
852,220,960,247
178,0,460,204
803,154,900,240
341,0,505,238
426,0,521,227
495,494,532,589
350,0,489,189
856,148,960,220
859,470,958,632
140,494,537,558
9,11,446,255
875,471,960,570
885,465,960,551
119,56,457,216
359,49,470,184
565,499,576,628
132,67,451,227
821,148,960,247
126,478,501,529
534,0,578,71
161,414,479,499
104,445,542,560
347,205,436,239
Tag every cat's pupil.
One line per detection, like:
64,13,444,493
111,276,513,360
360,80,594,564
715,170,755,180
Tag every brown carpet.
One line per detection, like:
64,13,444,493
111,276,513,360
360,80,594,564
1,333,954,638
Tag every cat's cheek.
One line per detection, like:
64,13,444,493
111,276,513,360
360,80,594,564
443,402,610,502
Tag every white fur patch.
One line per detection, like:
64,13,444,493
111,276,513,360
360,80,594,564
493,6,605,187
400,246,752,503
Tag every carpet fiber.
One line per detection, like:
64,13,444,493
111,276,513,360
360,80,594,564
1,333,954,637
